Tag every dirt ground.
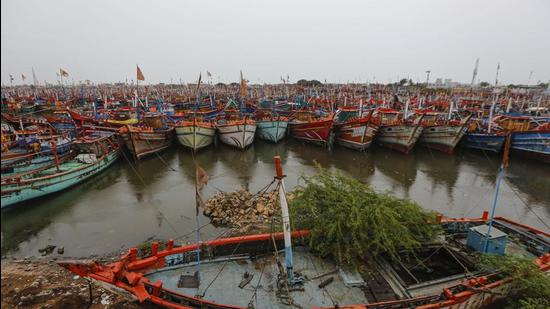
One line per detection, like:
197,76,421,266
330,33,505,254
1,259,156,309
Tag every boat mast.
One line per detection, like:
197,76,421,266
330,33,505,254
273,156,301,285
483,134,511,253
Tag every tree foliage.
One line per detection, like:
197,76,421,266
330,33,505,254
480,254,550,309
289,167,441,264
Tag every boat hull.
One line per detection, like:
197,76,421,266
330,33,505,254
377,124,423,154
511,130,550,163
175,125,216,151
419,125,468,154
217,123,256,149
290,118,333,145
256,120,288,143
122,128,174,159
1,151,120,208
335,120,378,151
462,133,506,153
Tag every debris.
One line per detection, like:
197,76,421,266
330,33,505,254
318,277,334,289
38,245,56,256
239,272,254,288
203,189,282,228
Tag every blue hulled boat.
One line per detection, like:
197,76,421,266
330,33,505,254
463,133,506,153
511,130,550,163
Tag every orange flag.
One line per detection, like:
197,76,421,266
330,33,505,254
195,165,209,191
136,65,145,81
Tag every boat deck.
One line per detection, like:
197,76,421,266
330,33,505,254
146,247,368,308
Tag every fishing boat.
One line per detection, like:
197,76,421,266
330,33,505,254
254,109,288,143
417,109,472,154
216,110,256,150
334,107,377,151
175,116,216,151
376,108,424,154
59,156,550,309
120,113,174,159
1,131,120,208
462,117,506,153
289,110,335,147
492,115,550,163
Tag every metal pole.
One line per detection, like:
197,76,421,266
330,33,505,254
274,156,294,283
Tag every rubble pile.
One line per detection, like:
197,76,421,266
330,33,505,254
203,189,280,227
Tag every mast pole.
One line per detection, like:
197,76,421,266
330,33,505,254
484,134,511,253
274,156,295,283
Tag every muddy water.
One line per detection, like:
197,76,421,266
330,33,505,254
2,140,549,258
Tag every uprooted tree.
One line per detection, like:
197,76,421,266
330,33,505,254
289,167,441,265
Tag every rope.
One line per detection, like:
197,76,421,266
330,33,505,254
119,148,182,238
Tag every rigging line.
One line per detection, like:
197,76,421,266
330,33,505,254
502,178,550,231
141,129,176,172
119,148,183,238
477,140,549,230
200,239,243,297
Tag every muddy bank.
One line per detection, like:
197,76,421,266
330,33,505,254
1,259,157,308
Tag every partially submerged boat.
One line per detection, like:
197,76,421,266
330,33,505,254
58,154,550,309
1,130,120,208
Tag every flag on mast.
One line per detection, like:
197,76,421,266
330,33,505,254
206,71,212,77
21,74,27,81
9,74,14,82
59,68,69,77
136,65,145,81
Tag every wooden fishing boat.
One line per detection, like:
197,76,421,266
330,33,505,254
120,114,174,159
462,117,506,153
175,117,216,151
1,131,120,208
418,110,472,154
216,110,256,150
289,111,334,147
334,108,377,151
510,129,550,163
376,108,424,154
254,109,288,143
493,115,550,163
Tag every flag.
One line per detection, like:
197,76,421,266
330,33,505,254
240,71,247,97
9,74,14,82
136,65,145,81
21,74,26,81
206,71,212,77
195,165,209,191
60,68,69,77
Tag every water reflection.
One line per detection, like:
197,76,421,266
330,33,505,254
1,141,548,258
373,147,418,198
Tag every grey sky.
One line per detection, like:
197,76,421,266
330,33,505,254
2,0,549,85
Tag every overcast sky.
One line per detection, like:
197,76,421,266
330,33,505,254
1,0,549,85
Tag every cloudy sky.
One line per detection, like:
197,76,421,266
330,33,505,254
1,0,549,85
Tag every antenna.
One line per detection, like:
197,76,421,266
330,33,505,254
471,58,479,86
494,63,501,87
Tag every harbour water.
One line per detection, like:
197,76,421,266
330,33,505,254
2,140,549,258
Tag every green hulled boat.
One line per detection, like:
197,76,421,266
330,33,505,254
1,131,120,208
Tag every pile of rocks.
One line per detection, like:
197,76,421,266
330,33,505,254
202,189,280,227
